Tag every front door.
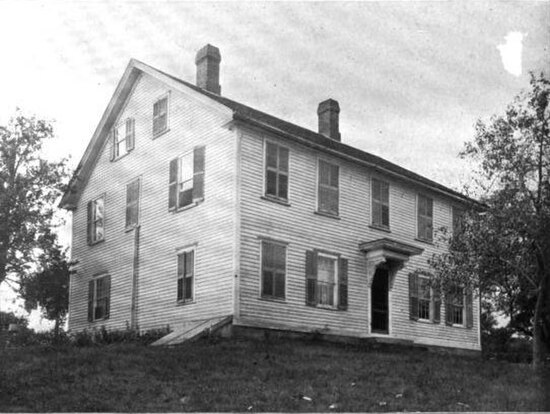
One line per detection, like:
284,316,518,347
371,268,389,334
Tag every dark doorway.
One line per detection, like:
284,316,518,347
371,268,389,334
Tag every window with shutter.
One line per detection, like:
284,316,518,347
88,275,111,322
372,178,390,229
87,196,105,244
168,147,206,211
153,96,168,137
409,273,440,323
304,250,347,310
126,178,140,229
446,285,465,326
177,249,195,303
261,241,286,300
265,141,289,201
417,194,433,242
452,206,464,234
111,118,135,160
318,160,339,216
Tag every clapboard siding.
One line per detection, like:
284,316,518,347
68,73,236,332
237,128,480,350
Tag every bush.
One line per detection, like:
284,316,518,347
5,325,170,348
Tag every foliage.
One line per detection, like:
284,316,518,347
0,311,28,329
0,110,69,288
18,244,72,335
418,73,550,368
0,338,548,411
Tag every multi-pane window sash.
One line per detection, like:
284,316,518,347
318,160,339,215
261,242,286,299
452,207,464,234
265,142,289,201
126,178,140,228
88,275,110,322
87,197,105,244
111,118,135,160
168,147,205,210
153,96,168,136
372,178,390,228
417,194,433,241
305,250,348,310
408,273,441,323
446,286,464,325
177,251,194,302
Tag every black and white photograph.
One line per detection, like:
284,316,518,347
0,1,548,411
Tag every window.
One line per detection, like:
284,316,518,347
168,147,205,210
305,250,348,310
88,275,111,322
372,178,390,228
177,250,194,303
261,241,286,299
111,118,135,160
126,178,140,228
265,142,289,201
452,206,464,234
318,160,339,215
87,196,105,244
408,273,441,323
445,286,474,328
417,194,433,241
153,96,168,136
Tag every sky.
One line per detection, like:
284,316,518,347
0,0,548,328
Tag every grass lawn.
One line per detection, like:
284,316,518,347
1,336,548,412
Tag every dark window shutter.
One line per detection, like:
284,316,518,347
88,280,94,322
110,131,116,161
409,273,419,321
177,253,184,301
445,292,454,326
465,290,473,328
168,158,178,210
193,146,205,201
104,275,111,319
87,201,93,245
126,118,135,152
338,257,348,310
433,287,441,324
305,250,318,306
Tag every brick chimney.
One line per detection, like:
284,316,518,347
195,44,221,94
317,99,340,141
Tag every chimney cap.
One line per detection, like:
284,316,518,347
317,99,340,115
195,44,221,64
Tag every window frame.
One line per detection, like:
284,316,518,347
88,195,105,245
264,140,290,203
417,194,434,242
452,206,464,235
371,177,390,230
125,177,141,230
152,93,170,138
260,240,287,301
169,146,205,211
89,274,110,322
176,247,195,304
417,275,432,321
112,117,135,160
316,252,339,309
447,286,465,326
317,159,340,216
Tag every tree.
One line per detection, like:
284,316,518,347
421,73,550,368
0,110,68,288
19,243,72,335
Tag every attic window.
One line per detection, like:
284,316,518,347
111,118,135,160
153,95,169,137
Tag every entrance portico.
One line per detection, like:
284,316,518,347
359,238,423,335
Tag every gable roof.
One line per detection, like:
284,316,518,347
60,59,477,210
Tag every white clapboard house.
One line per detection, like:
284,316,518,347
60,44,480,351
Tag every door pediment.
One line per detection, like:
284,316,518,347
359,238,424,288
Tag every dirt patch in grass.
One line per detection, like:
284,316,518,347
0,338,547,411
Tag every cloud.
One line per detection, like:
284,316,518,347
497,32,525,77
